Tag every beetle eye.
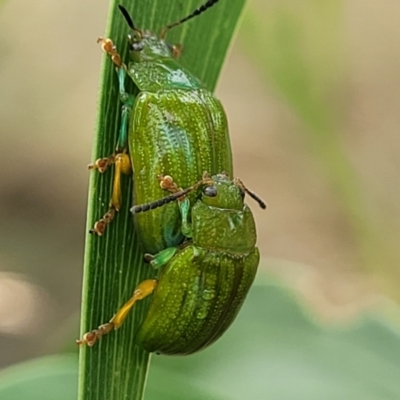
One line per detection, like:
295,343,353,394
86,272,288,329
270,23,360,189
128,33,144,51
203,185,217,197
130,41,144,51
238,186,245,199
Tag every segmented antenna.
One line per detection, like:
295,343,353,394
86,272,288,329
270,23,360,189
131,174,267,214
118,5,140,33
131,182,202,214
235,179,267,210
161,0,220,38
245,189,267,209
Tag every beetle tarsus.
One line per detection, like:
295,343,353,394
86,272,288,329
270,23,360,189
97,37,125,68
76,322,115,347
158,174,181,193
88,155,116,173
90,208,117,235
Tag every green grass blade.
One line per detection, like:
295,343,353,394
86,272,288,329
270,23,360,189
78,1,246,400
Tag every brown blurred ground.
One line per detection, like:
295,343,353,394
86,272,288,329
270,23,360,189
0,0,399,368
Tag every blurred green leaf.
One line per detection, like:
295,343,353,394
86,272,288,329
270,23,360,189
147,279,400,400
79,1,246,400
0,355,77,400
240,1,400,297
4,275,400,399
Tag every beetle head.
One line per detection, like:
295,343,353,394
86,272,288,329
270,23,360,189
119,0,221,61
128,33,173,62
202,173,267,211
118,5,173,62
201,174,244,211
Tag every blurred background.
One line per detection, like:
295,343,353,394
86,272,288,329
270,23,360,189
0,0,399,373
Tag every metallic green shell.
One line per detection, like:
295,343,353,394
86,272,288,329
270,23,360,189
136,176,260,355
128,58,203,92
136,244,259,355
130,89,232,254
192,203,257,255
126,35,204,92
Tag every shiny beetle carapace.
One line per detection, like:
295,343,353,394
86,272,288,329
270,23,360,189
78,173,266,354
89,0,232,255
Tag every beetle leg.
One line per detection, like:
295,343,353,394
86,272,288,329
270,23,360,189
158,175,193,237
97,37,125,69
76,279,157,347
110,153,132,209
90,153,132,235
179,198,193,238
145,246,178,269
89,69,134,235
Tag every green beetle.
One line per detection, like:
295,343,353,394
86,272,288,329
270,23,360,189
78,173,265,354
90,0,232,254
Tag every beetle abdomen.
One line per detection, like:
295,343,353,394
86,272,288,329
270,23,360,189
130,89,232,254
136,245,259,355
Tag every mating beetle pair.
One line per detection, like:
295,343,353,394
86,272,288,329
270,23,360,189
78,0,265,355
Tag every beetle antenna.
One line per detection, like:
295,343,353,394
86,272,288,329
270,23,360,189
161,0,220,38
131,180,203,214
118,5,140,33
245,189,267,209
235,179,267,210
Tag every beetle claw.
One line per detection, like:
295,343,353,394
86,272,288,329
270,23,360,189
76,323,115,347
